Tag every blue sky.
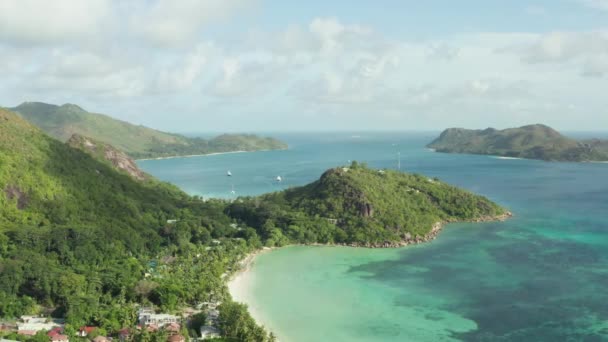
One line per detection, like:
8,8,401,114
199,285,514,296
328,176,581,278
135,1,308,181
0,0,607,132
253,0,604,34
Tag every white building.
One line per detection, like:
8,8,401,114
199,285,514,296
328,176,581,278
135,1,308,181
20,316,47,324
17,323,59,335
17,317,61,336
138,308,179,327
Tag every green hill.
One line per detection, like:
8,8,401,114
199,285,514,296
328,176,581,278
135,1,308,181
0,108,507,341
9,101,287,159
227,162,510,247
0,107,187,233
428,124,608,162
0,107,274,340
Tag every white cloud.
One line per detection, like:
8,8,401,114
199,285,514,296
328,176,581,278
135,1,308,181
426,43,460,61
210,55,293,98
0,3,606,131
507,31,608,77
0,0,112,45
130,0,253,46
155,44,218,93
582,55,608,76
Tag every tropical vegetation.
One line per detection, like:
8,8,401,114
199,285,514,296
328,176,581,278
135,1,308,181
9,102,287,159
0,107,506,341
428,124,608,162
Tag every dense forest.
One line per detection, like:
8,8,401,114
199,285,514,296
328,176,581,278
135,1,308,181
9,102,287,159
428,124,608,162
0,108,274,341
0,108,507,341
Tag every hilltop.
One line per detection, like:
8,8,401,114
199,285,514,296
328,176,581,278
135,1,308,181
228,162,510,247
9,101,287,159
427,124,608,162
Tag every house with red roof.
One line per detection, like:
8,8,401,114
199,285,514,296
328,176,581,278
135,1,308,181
47,327,64,338
78,326,97,337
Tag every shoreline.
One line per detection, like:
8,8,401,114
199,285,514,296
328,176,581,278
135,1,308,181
227,247,280,339
430,149,608,163
226,211,513,340
135,147,287,161
136,150,249,161
228,247,275,283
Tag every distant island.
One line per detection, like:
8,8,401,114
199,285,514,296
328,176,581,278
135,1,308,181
0,106,509,342
9,101,288,159
428,124,608,162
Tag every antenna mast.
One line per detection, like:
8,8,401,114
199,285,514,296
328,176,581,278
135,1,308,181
398,152,401,171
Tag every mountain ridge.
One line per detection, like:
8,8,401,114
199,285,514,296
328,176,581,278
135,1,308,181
9,101,288,159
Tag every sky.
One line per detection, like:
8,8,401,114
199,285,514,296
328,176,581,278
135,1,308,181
0,0,607,132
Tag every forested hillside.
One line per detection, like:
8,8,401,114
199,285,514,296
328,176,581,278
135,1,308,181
428,124,608,162
227,162,509,247
10,102,287,159
0,107,273,341
0,107,507,341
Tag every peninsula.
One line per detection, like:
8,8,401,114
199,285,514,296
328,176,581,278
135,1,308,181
8,101,288,159
428,124,608,162
227,162,511,247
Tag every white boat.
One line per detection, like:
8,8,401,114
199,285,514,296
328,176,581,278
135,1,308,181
231,184,236,194
227,170,232,177
276,176,282,182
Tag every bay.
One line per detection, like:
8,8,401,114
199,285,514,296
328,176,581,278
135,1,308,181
138,132,608,341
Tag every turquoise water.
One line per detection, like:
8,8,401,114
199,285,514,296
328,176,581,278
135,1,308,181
139,132,608,341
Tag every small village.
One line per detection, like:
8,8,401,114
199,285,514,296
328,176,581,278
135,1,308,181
0,302,221,342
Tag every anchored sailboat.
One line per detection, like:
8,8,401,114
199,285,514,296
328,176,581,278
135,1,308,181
227,170,232,177
276,176,282,182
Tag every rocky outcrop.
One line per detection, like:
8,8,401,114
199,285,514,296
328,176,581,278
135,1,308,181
314,211,513,249
4,185,28,209
67,134,147,181
358,202,374,217
102,147,147,181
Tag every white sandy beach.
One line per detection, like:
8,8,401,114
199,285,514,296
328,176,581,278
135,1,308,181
227,262,256,307
227,248,286,341
136,150,248,161
493,156,523,160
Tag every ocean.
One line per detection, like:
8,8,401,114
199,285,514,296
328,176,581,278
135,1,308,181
138,132,608,341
